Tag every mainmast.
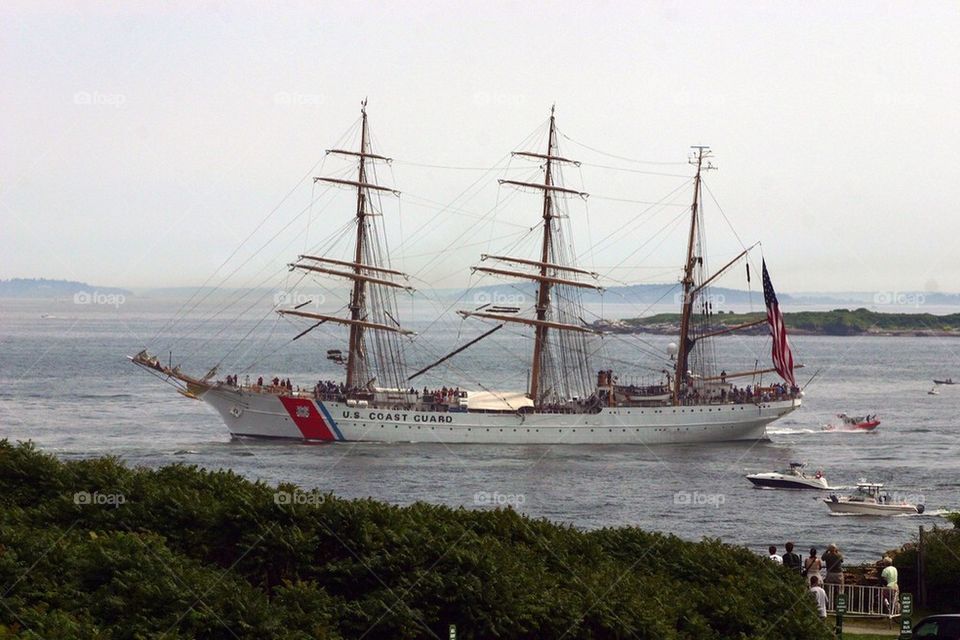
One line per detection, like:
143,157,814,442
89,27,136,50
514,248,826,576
673,146,712,403
529,107,559,403
278,101,413,391
345,102,371,389
458,106,599,407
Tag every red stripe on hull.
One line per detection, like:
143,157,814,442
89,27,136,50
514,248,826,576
278,396,335,441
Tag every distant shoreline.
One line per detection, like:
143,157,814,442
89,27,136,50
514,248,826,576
595,308,960,338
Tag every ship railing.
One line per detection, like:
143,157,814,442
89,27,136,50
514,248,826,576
225,382,303,396
823,583,901,617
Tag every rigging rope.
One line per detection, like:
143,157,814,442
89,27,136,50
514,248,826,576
148,119,361,346
558,130,689,165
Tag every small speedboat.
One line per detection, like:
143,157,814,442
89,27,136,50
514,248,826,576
833,413,881,431
747,462,829,490
928,387,940,396
933,378,955,385
824,482,924,515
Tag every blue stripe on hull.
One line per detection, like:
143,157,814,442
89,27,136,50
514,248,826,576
317,402,344,441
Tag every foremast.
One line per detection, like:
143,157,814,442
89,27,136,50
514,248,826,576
278,101,413,391
458,107,600,407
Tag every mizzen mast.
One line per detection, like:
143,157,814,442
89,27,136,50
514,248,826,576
673,146,713,403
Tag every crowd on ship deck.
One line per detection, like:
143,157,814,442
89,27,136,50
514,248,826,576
422,386,464,403
310,382,465,405
677,380,800,406
315,380,346,399
222,374,297,393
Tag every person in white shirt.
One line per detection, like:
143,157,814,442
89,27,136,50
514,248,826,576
768,545,783,564
809,576,828,620
881,557,899,614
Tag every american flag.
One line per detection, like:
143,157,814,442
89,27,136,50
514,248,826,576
762,260,796,387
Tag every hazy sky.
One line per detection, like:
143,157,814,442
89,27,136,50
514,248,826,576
2,1,959,293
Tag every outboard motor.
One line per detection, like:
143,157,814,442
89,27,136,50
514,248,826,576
917,504,925,514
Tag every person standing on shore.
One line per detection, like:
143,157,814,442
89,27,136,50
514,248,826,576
881,557,899,613
804,547,822,585
809,576,828,620
768,545,783,564
823,544,844,586
782,541,802,575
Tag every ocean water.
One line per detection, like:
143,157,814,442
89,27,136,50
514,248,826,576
1,297,958,565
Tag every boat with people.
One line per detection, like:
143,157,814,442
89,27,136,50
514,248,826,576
824,482,925,516
828,413,881,431
933,378,955,385
928,387,940,396
746,462,829,490
132,102,803,444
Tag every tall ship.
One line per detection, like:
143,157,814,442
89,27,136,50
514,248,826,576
133,102,802,444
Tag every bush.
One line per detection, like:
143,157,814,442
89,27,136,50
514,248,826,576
894,514,960,609
0,441,830,639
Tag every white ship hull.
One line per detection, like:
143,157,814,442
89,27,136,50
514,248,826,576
199,388,800,445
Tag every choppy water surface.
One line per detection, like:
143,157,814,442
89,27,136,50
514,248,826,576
2,298,958,564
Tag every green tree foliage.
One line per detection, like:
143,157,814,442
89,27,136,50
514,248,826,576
0,441,831,639
894,513,960,609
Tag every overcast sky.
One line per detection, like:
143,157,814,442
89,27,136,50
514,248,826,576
2,1,959,294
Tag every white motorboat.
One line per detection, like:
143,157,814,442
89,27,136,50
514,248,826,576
824,482,924,515
746,462,829,490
